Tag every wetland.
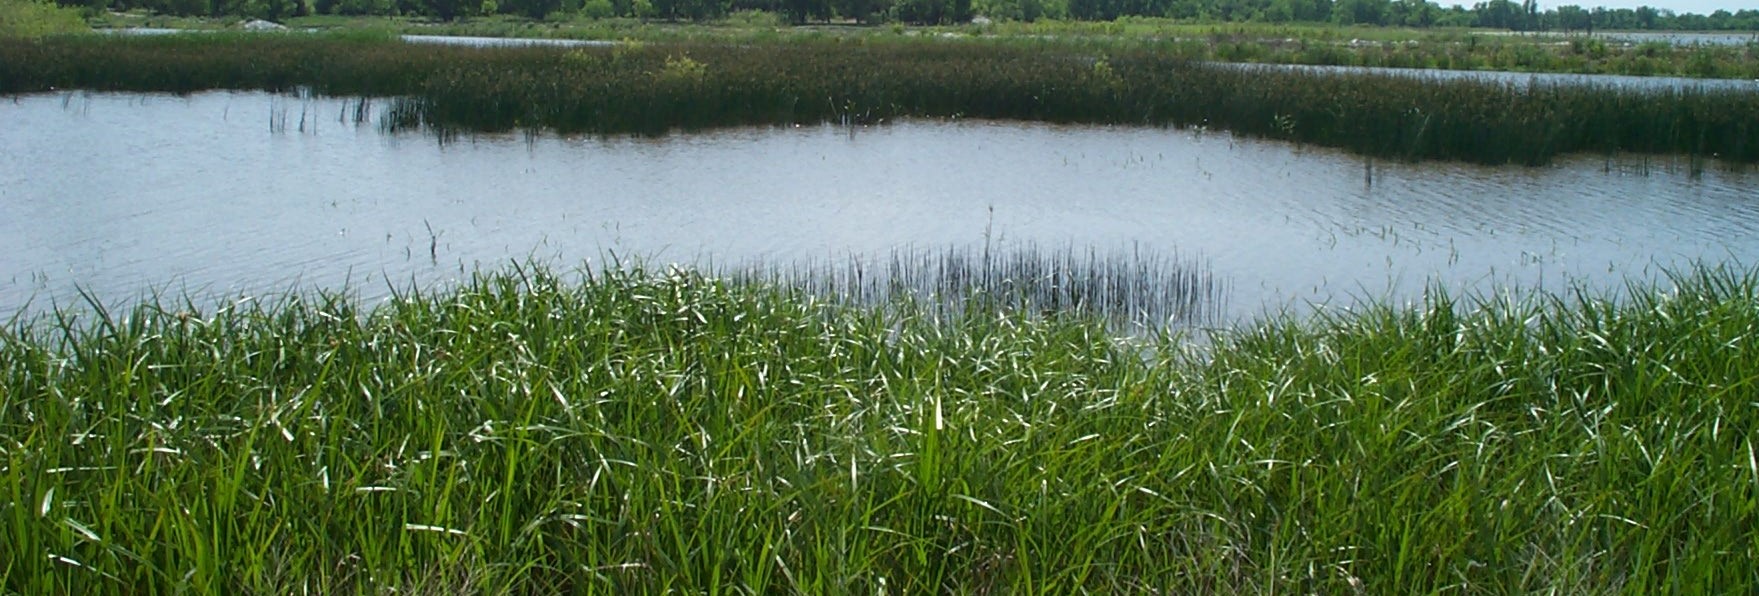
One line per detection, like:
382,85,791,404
3,29,1758,594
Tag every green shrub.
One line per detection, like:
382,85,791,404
580,0,614,18
0,0,86,38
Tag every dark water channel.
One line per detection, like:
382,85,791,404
5,91,1757,327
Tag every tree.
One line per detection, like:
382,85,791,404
893,0,946,22
1385,0,1433,27
831,0,884,21
1331,0,1385,25
1555,4,1588,33
330,0,393,14
1473,0,1516,29
1634,5,1657,29
423,0,481,20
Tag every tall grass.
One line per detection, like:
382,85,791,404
3,262,1757,592
2,35,1756,165
721,243,1225,329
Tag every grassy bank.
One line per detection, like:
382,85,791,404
5,35,1757,165
3,263,1757,592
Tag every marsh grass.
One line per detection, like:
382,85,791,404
721,243,1225,330
5,35,1754,165
3,262,1757,592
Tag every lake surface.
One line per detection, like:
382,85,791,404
102,28,621,47
1487,30,1759,47
5,91,1757,327
1231,62,1759,92
400,34,614,47
1589,31,1759,47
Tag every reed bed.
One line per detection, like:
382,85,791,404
2,262,1757,592
720,243,1224,329
69,14,1759,80
4,35,1757,164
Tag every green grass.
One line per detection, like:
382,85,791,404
4,35,1756,165
3,261,1757,592
0,0,86,38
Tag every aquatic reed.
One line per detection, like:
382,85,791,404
720,243,1224,329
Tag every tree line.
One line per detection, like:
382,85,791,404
61,0,1759,31
1062,0,1757,31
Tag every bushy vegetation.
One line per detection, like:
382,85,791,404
0,0,85,37
3,262,1756,592
4,35,1755,165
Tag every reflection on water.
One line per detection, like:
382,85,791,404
3,91,1756,325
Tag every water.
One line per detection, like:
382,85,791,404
1588,31,1759,47
1229,62,1759,92
5,91,1757,326
399,34,614,48
98,28,614,47
1483,30,1759,47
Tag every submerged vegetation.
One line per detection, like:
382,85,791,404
3,262,1756,592
4,34,1757,165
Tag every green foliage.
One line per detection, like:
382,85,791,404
657,50,706,80
1088,55,1120,88
892,0,966,24
831,0,886,22
331,0,396,15
648,0,727,20
0,0,86,38
423,0,483,20
720,7,782,25
570,0,604,16
3,262,1757,592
